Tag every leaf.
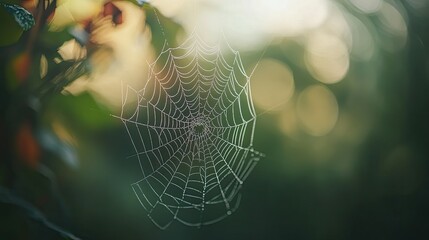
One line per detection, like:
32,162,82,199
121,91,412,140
40,54,48,79
1,3,35,31
136,0,149,6
16,123,40,169
6,52,31,89
0,5,22,46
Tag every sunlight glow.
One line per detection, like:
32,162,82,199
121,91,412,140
251,58,295,112
297,85,339,136
50,0,104,30
376,2,408,52
64,2,154,109
305,32,350,84
278,101,298,137
349,0,383,14
153,0,329,49
57,39,87,61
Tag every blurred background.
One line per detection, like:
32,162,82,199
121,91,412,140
1,0,429,239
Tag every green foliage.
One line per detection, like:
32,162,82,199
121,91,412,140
45,93,116,130
0,5,23,46
1,3,35,31
0,0,21,4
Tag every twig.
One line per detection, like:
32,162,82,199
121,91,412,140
0,186,81,240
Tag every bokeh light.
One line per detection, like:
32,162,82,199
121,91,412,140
278,101,298,137
297,85,339,136
376,2,408,52
247,0,329,37
305,32,350,84
346,13,376,61
348,0,383,14
251,58,295,112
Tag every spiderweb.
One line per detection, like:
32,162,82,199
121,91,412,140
116,30,263,229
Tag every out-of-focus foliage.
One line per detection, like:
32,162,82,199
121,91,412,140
0,6,24,46
0,0,35,46
1,0,429,239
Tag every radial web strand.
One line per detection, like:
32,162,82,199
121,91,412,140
116,31,263,229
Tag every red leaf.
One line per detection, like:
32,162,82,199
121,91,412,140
16,123,40,168
13,52,31,84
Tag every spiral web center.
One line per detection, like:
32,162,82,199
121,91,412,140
194,124,204,133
